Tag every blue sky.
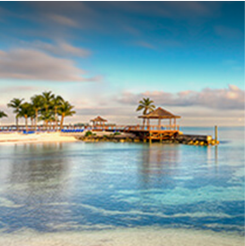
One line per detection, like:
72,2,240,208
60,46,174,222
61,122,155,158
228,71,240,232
0,1,244,126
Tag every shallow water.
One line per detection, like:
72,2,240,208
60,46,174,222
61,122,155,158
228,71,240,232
0,127,244,245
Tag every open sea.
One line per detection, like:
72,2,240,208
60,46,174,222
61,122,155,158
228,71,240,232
0,127,244,245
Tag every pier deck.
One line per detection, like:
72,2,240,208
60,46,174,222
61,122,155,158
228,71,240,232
101,125,180,142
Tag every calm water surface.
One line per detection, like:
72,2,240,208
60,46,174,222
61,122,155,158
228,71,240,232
0,127,244,237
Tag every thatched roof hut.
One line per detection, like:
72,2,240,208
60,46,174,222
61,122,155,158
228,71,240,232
138,107,180,129
90,116,107,126
90,116,107,122
138,107,180,119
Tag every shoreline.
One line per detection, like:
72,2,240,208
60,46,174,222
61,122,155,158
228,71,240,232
0,132,79,145
0,227,243,246
0,131,136,145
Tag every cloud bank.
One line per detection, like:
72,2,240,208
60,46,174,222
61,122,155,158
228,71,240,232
0,48,99,82
118,85,244,110
35,2,207,31
19,0,231,17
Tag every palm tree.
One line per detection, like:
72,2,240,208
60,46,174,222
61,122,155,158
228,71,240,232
28,107,36,130
136,98,156,115
31,95,44,130
51,95,64,131
39,110,55,131
7,98,24,130
42,91,54,111
18,102,32,131
0,111,8,123
41,91,54,129
136,98,155,126
57,101,76,130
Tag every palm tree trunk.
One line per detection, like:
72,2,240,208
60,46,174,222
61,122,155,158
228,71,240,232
60,115,64,130
25,115,28,132
55,107,58,131
16,116,19,131
35,109,38,131
49,121,51,131
44,120,47,131
31,118,34,130
45,106,48,131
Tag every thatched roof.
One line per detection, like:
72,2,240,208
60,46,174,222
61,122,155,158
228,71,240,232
138,107,181,119
90,116,107,122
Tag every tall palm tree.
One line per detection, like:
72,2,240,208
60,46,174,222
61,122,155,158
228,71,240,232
18,102,32,131
7,98,24,130
31,95,44,130
51,95,64,131
136,98,156,126
57,101,76,130
41,91,54,129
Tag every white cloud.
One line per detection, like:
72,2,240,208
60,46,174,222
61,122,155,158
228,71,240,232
30,41,90,57
0,48,100,82
117,85,245,110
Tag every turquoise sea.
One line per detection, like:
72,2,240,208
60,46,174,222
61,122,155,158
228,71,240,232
0,127,244,245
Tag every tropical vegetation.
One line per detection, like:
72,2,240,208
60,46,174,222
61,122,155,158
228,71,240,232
7,91,75,131
0,111,8,123
136,98,156,115
7,98,24,130
136,98,155,125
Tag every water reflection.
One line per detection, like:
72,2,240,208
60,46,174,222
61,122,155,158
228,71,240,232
2,143,72,232
140,145,180,172
215,145,218,165
0,137,243,234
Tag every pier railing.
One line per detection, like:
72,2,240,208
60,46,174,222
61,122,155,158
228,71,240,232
123,125,179,131
91,124,179,131
0,124,179,132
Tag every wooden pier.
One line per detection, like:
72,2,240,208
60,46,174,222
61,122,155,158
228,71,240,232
122,125,179,143
0,108,219,146
129,107,180,143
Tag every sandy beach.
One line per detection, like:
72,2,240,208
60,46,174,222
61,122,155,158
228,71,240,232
0,228,243,246
0,131,135,144
0,132,79,144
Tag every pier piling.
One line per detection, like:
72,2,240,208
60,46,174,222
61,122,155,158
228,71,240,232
215,125,218,142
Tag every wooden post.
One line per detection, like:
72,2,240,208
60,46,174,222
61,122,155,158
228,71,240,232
149,132,152,144
174,118,176,130
160,133,162,143
215,125,218,142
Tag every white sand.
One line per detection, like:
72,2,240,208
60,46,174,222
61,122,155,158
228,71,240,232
0,228,243,246
0,132,79,144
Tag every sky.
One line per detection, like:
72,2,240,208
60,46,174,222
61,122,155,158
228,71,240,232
0,1,244,126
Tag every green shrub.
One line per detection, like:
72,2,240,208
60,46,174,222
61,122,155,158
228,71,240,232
85,131,93,137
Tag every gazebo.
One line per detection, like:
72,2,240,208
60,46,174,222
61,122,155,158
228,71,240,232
138,107,181,130
90,116,107,128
